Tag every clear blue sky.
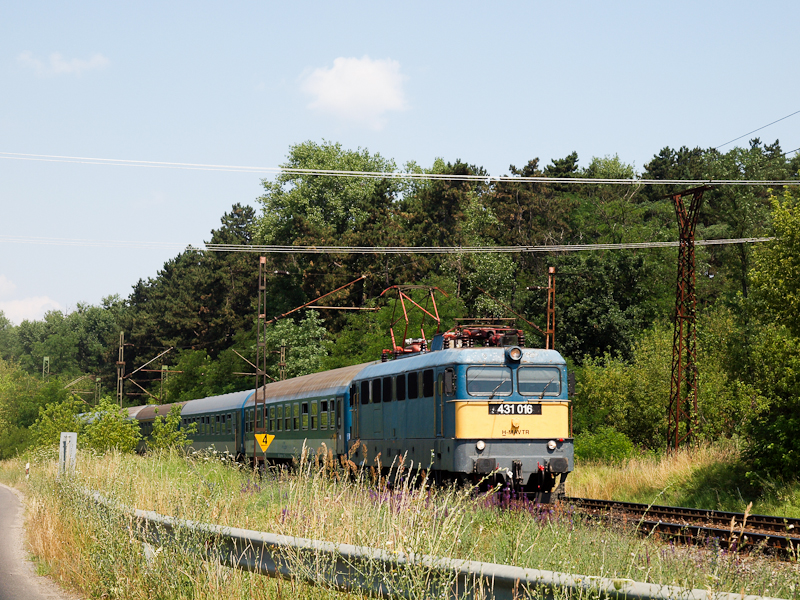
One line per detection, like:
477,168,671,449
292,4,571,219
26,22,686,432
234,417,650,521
1,1,797,323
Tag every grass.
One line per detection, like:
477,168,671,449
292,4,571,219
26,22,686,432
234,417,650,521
570,440,800,518
1,444,800,599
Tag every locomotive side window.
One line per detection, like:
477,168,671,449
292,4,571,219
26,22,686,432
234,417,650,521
293,403,300,430
383,377,393,402
422,369,434,398
320,400,328,429
518,367,561,397
396,375,406,401
361,381,370,404
372,379,382,403
466,366,512,396
408,372,419,399
301,403,309,430
350,384,357,407
444,368,455,396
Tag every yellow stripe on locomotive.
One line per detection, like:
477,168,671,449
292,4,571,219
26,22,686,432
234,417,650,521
454,401,569,439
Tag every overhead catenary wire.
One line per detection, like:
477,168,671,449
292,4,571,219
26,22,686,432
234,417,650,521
0,234,775,253
1,151,799,186
714,109,800,150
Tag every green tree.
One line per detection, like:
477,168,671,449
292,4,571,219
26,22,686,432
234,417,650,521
0,358,73,457
750,186,800,335
0,311,17,361
255,141,407,309
125,204,260,394
742,324,800,480
572,323,671,449
28,396,85,449
148,404,196,451
554,251,659,362
261,311,330,379
83,397,141,453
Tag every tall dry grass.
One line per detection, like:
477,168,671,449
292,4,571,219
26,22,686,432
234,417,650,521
2,444,799,599
568,443,740,504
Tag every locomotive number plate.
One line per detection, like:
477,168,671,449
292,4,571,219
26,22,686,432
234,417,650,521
488,403,542,415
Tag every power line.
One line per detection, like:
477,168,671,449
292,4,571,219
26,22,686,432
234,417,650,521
1,151,799,186
0,234,774,253
714,109,800,150
202,238,774,254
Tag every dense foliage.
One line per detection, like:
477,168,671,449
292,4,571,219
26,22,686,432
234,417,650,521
1,138,799,485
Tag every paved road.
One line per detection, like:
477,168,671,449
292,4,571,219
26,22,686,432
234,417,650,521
0,484,79,600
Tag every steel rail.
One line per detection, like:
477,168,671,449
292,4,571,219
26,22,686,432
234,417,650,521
84,490,780,600
567,497,800,552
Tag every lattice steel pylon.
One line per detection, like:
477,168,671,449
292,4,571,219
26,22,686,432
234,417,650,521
667,185,712,451
254,256,269,465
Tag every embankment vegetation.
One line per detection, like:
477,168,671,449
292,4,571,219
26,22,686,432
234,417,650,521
2,449,799,599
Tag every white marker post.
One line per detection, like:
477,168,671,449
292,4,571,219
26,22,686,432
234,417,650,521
58,432,77,478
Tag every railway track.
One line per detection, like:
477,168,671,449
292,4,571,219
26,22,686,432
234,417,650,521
564,497,800,554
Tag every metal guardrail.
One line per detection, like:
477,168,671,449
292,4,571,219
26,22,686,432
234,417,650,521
87,491,781,600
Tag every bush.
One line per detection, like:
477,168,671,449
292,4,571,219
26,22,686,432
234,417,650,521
29,397,85,448
148,404,196,452
83,397,141,453
743,324,800,481
574,427,635,464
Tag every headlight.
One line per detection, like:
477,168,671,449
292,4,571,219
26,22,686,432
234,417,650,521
506,346,523,362
476,440,486,451
547,440,557,451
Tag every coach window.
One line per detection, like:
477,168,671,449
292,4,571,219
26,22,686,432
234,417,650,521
320,400,328,429
228,413,233,435
215,415,221,435
396,374,406,401
301,402,309,430
269,406,276,432
361,381,370,404
422,369,435,398
383,377,392,402
293,403,300,430
332,398,339,429
276,405,283,431
310,401,318,429
372,379,382,403
408,372,419,399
